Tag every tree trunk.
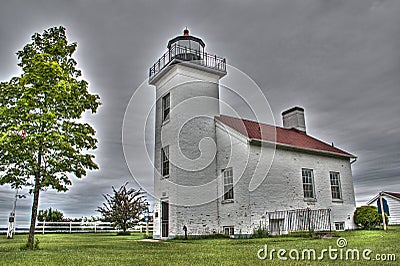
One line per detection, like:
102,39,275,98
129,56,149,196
27,171,40,249
27,147,42,249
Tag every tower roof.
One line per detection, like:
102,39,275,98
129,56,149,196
167,28,205,49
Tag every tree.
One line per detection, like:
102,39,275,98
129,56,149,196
97,183,148,233
37,208,64,222
354,206,388,230
0,26,100,249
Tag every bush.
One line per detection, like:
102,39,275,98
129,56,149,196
116,231,131,236
354,206,388,230
172,234,229,240
20,238,40,250
252,222,269,238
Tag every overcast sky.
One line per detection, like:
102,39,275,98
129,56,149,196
0,0,399,224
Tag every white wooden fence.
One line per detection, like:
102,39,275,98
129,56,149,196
0,221,153,234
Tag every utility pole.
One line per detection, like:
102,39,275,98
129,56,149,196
7,190,18,239
7,189,25,238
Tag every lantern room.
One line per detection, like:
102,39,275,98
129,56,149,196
167,28,205,61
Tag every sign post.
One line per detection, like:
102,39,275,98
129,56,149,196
379,193,387,231
144,210,149,237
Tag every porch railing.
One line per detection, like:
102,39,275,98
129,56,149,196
267,208,332,235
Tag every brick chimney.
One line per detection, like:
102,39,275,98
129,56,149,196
282,106,306,133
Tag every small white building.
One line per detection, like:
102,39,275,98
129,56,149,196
148,29,357,238
367,192,400,225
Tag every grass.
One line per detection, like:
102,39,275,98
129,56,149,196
0,227,399,265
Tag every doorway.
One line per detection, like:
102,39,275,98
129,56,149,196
161,201,169,238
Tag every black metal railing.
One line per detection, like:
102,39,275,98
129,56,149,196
149,44,226,80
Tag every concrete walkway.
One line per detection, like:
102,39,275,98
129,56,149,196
138,238,162,242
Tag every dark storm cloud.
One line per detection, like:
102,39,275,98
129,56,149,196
0,0,399,222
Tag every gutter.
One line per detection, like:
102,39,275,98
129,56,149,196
249,138,356,160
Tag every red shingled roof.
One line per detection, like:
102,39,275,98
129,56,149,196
216,115,354,157
386,192,400,200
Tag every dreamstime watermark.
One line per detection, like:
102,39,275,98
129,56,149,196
257,237,396,262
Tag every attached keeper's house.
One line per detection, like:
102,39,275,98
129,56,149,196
149,29,357,238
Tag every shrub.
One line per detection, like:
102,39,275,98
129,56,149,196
172,234,229,240
116,231,131,236
354,206,388,230
20,237,40,250
252,222,269,238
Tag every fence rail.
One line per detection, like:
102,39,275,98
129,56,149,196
149,44,226,80
0,221,153,234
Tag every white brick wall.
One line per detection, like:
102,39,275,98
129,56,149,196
215,124,357,234
152,64,223,238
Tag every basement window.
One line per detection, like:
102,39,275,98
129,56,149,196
223,226,234,236
335,222,345,231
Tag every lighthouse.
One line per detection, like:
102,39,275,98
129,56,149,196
147,28,358,239
149,29,227,239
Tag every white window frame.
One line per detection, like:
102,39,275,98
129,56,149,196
222,167,234,201
223,226,234,236
161,146,169,177
330,171,342,200
302,168,315,199
334,222,345,231
162,93,170,122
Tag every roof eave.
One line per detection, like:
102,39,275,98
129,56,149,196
249,138,356,159
367,192,400,205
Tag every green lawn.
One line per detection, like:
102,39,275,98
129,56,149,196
0,228,399,265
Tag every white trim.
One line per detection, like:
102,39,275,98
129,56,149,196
367,192,400,205
250,138,354,159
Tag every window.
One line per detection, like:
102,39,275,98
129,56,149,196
161,146,169,177
335,222,345,231
162,93,170,122
330,172,342,200
302,168,315,199
223,226,234,236
223,167,234,200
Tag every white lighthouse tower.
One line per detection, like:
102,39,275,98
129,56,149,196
149,29,226,239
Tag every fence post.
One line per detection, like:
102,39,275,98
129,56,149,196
94,222,97,233
328,209,332,232
42,219,45,235
69,221,72,234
